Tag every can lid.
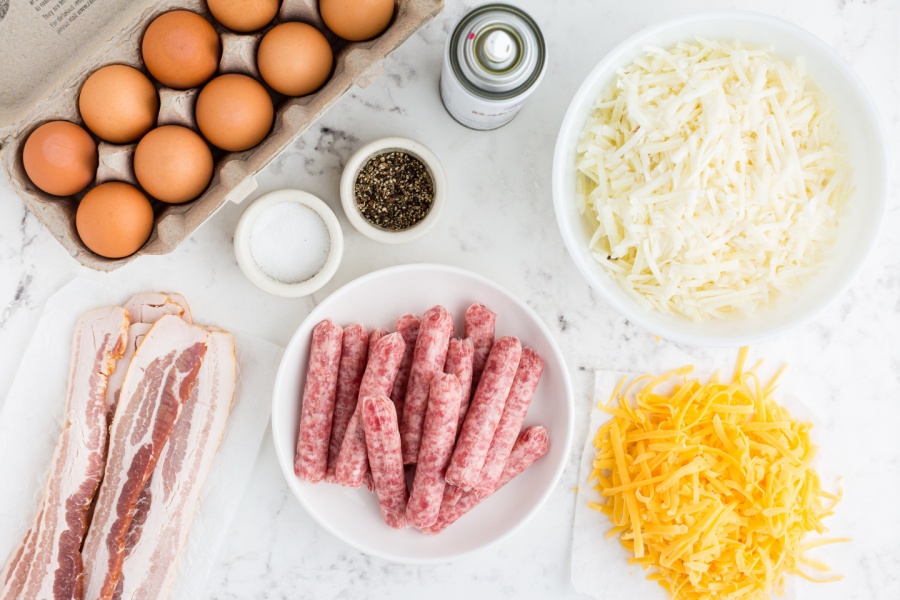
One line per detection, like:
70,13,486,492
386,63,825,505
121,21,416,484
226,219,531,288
482,30,514,64
449,5,546,99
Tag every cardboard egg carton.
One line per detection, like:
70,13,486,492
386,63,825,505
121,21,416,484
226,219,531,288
0,0,443,271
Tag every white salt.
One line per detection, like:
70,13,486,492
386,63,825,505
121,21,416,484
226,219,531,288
249,201,330,284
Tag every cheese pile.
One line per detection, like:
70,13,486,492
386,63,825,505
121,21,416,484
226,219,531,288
589,349,845,599
575,39,850,320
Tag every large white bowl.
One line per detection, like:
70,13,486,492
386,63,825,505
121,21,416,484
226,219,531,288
552,11,889,347
271,264,573,563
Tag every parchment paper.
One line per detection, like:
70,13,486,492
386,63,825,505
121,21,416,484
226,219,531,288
571,369,822,600
0,278,283,599
571,371,669,600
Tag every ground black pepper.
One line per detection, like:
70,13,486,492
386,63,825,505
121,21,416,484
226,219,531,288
354,151,435,231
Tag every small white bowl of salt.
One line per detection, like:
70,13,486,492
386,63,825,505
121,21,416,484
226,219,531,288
234,189,343,297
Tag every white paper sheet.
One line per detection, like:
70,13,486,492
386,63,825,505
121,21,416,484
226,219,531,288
0,278,283,600
571,370,669,600
572,369,815,600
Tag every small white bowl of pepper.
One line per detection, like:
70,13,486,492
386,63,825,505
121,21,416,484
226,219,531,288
340,137,446,244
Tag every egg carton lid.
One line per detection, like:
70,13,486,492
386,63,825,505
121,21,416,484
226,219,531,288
0,0,150,138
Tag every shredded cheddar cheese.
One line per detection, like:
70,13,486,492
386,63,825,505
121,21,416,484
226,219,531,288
589,349,846,599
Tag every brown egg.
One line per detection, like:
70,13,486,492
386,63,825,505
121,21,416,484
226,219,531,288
134,125,213,204
207,0,280,33
23,121,98,196
319,0,394,42
195,74,274,152
76,182,154,259
79,65,159,144
142,10,221,89
257,23,333,96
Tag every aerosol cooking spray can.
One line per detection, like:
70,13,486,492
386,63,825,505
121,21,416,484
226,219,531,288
440,3,547,130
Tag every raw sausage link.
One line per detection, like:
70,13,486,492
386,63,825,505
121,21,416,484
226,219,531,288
294,320,343,482
422,426,549,534
390,314,421,420
473,347,544,497
334,332,406,487
442,484,465,507
325,324,369,481
406,374,462,529
496,426,549,486
400,306,454,464
465,304,496,390
361,395,409,529
444,338,474,432
445,336,522,490
367,327,389,357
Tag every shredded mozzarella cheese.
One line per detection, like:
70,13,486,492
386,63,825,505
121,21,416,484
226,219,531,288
590,349,846,600
575,39,850,320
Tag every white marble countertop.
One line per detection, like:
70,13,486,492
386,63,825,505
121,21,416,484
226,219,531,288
1,0,898,598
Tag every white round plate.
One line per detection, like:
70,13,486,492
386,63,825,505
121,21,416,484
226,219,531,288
271,264,573,563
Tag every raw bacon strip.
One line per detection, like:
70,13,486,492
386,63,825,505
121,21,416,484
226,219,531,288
82,315,208,600
335,333,405,488
164,293,193,324
294,320,343,483
113,295,196,594
361,396,408,529
7,307,129,600
108,294,194,421
325,324,368,481
110,292,194,424
0,522,28,587
465,304,496,390
445,336,522,491
400,306,454,463
422,426,549,535
0,545,17,589
406,374,461,529
0,509,41,600
390,314,420,419
444,338,475,432
122,293,189,325
104,323,152,422
116,331,236,600
117,307,192,412
473,348,544,498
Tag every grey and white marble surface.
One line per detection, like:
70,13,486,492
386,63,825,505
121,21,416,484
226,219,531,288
1,0,898,598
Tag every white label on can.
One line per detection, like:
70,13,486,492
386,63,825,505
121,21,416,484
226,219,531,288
440,52,537,131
